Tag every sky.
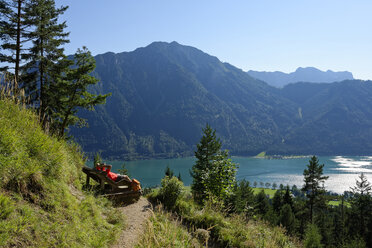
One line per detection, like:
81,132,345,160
55,0,372,80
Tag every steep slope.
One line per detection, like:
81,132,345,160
274,80,372,155
248,67,354,88
0,99,124,247
72,41,299,159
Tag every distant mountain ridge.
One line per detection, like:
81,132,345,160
247,67,354,88
70,42,372,159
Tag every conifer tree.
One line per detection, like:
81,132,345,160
254,189,269,216
302,156,328,223
283,185,294,209
190,124,237,203
49,47,109,137
304,224,323,248
0,0,34,87
279,204,295,233
191,124,221,203
272,190,283,213
164,165,174,178
23,0,69,124
231,180,254,214
349,173,372,246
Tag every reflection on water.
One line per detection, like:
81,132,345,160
331,156,372,168
98,156,372,194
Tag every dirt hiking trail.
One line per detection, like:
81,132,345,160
112,197,152,248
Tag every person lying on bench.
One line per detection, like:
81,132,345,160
95,162,132,183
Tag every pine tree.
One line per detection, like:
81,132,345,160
0,0,34,90
24,0,69,124
349,173,372,246
164,165,174,178
304,224,323,248
283,185,294,209
272,189,283,213
231,180,254,214
191,124,221,203
350,173,372,195
254,189,269,216
49,47,109,136
177,172,182,182
279,204,295,234
190,124,237,204
302,156,329,223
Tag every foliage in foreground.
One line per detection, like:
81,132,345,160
191,124,238,204
0,100,124,247
148,176,299,248
135,207,202,248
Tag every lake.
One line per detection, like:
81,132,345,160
88,156,372,194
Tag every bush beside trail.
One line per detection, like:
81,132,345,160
147,176,300,248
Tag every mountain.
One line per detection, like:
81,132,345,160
276,80,372,155
247,67,354,88
71,41,299,159
70,42,372,159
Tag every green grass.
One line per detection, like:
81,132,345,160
135,207,202,248
328,200,350,207
0,99,125,247
253,187,278,198
255,151,266,157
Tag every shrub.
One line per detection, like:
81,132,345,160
158,176,184,209
304,224,323,248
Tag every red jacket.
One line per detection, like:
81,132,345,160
97,166,118,181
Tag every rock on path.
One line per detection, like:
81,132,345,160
112,197,152,248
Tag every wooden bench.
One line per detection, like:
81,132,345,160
82,166,141,201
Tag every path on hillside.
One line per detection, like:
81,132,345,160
112,197,152,248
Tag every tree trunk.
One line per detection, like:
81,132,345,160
15,0,22,89
39,38,44,125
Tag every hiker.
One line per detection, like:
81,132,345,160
94,162,131,183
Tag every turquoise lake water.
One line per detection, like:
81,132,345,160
88,156,372,194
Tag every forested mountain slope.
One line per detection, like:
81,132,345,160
72,42,299,159
70,42,372,158
275,80,372,155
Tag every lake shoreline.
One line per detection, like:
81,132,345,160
86,156,372,195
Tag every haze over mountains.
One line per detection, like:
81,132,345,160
248,67,354,88
70,41,372,159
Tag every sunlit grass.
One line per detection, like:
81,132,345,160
0,99,125,247
136,207,202,248
252,187,278,198
255,151,266,157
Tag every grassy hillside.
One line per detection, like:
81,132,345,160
0,99,124,247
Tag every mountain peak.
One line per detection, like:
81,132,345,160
248,67,354,88
295,67,321,73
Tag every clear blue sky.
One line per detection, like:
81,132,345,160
56,0,372,80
